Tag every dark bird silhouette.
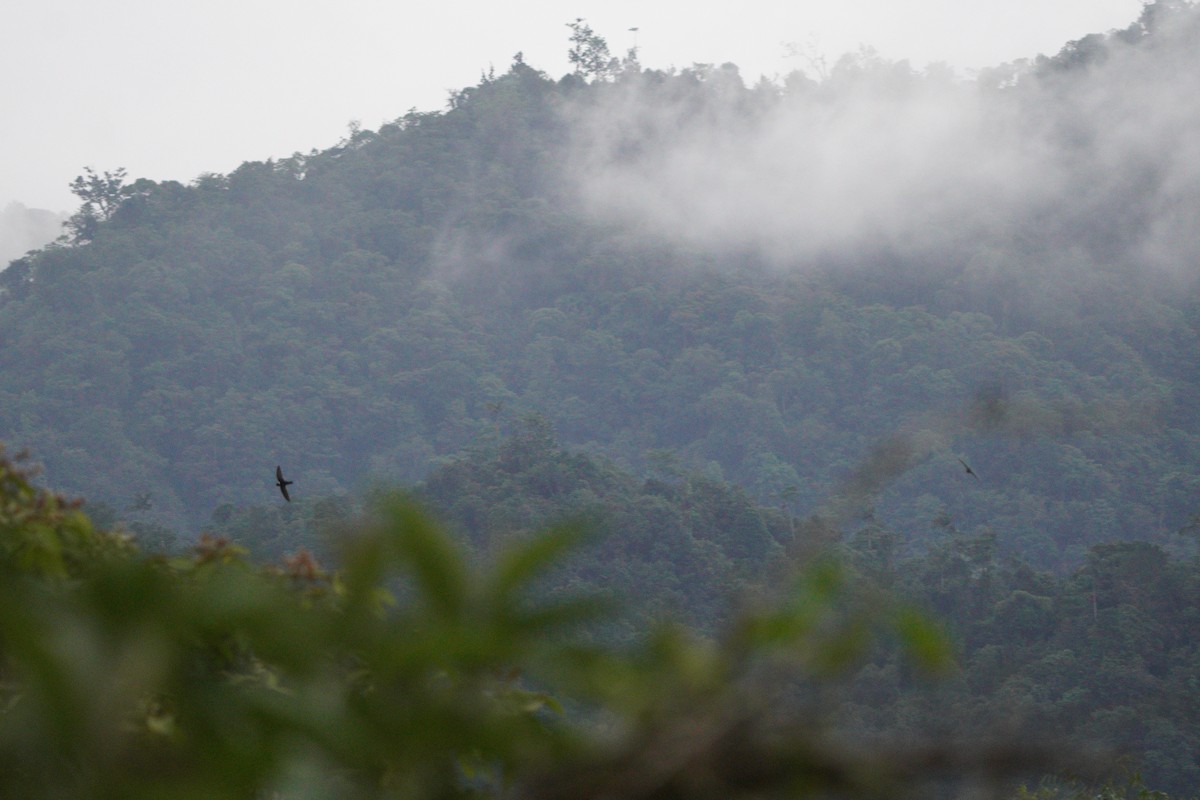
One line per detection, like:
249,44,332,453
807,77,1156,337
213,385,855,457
275,465,294,501
958,458,979,480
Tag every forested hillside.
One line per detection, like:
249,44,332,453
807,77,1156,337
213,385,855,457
12,439,1196,799
187,427,1200,793
1,3,1199,566
2,3,1200,795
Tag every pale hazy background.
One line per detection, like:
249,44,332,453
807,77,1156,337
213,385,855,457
3,0,1144,216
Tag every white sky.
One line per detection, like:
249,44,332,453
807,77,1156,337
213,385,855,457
2,0,1146,212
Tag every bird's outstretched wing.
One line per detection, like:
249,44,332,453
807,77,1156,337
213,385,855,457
276,465,292,501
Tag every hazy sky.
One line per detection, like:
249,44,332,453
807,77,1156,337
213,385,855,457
3,0,1145,213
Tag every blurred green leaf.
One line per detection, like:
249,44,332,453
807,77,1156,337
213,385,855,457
489,522,591,603
382,496,469,621
892,605,954,673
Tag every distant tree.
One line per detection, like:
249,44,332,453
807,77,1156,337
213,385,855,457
614,28,641,76
566,18,618,81
65,166,127,242
0,255,33,301
1139,0,1198,35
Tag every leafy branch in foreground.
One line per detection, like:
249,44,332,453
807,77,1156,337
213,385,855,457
0,445,1109,798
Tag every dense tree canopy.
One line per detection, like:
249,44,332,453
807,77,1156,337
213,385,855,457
1,18,1198,565
2,434,1199,796
1,5,1198,570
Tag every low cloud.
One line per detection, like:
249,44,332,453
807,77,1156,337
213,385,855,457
0,202,65,266
562,4,1200,281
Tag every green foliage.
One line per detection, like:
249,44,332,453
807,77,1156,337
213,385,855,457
0,442,1090,799
2,18,1199,569
0,479,589,796
65,166,128,243
1,7,1200,793
214,430,1200,793
0,445,133,578
415,425,791,636
1015,774,1174,800
565,18,618,81
837,520,1200,795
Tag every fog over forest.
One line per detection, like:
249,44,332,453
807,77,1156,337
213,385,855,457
0,203,64,265
566,6,1200,281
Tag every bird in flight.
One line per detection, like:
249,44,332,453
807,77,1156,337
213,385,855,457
957,458,979,480
276,465,294,501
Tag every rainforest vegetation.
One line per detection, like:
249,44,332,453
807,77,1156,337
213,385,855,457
1,2,1200,796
